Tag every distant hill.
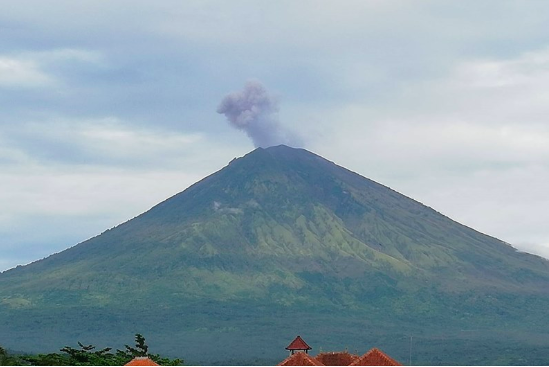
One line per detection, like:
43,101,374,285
1,145,549,365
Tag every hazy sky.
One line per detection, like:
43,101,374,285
2,0,549,271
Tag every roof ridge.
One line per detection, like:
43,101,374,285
349,347,401,366
286,335,312,351
314,351,359,366
124,356,160,366
278,351,324,366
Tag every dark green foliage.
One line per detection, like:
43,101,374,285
117,334,181,366
22,353,71,366
22,344,118,366
1,145,549,364
58,342,116,365
16,334,181,366
121,333,148,358
0,346,22,366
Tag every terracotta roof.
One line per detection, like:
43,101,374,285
286,336,312,351
278,352,324,366
314,351,358,366
349,348,401,366
124,357,160,366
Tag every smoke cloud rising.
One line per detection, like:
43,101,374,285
217,80,302,148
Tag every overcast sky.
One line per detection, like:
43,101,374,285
2,0,549,271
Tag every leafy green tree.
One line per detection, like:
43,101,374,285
119,333,148,357
22,343,120,366
20,334,182,366
0,346,23,366
0,346,6,365
22,353,71,366
60,342,122,365
117,334,182,366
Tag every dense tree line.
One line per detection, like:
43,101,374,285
0,346,21,366
0,334,182,366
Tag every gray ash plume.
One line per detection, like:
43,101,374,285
216,80,302,148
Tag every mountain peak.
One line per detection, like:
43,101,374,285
263,144,308,154
243,144,320,162
5,144,547,290
2,146,549,364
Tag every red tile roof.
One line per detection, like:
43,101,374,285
279,352,324,366
314,351,358,366
124,357,160,366
349,348,402,366
286,336,312,351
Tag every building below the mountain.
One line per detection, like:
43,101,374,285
124,356,159,366
286,335,312,354
279,336,401,366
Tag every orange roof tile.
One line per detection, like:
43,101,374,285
279,352,324,366
314,351,358,366
124,356,160,366
286,336,312,351
349,348,401,366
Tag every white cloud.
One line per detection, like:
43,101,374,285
391,47,549,127
516,243,549,260
154,1,404,46
0,57,53,88
306,46,549,167
454,48,549,89
77,120,202,161
32,48,104,64
0,166,202,222
0,48,104,90
1,117,211,167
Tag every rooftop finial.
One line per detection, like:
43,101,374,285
285,335,312,355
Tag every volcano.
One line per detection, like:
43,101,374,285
1,145,549,365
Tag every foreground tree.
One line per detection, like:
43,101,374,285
23,342,120,366
117,334,181,366
1,346,23,366
20,334,182,366
119,333,148,358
